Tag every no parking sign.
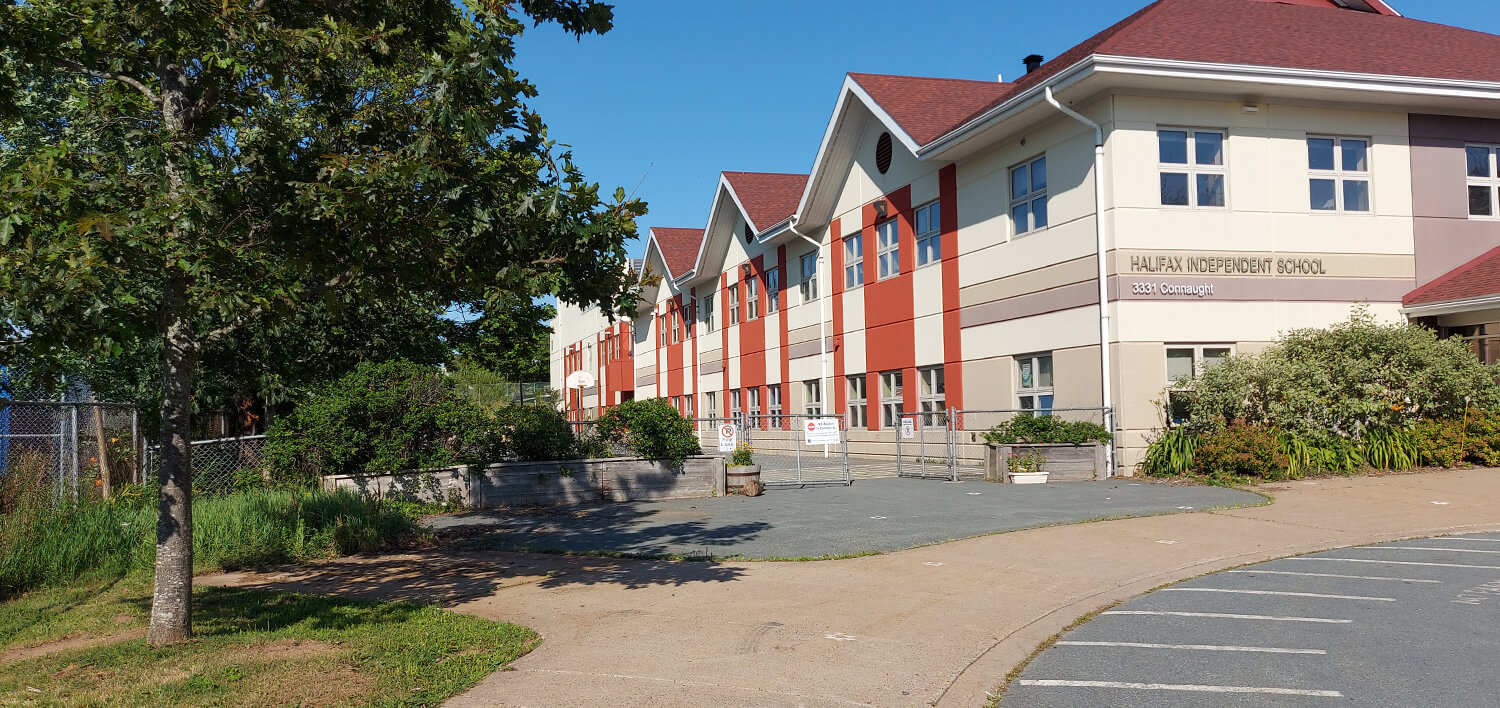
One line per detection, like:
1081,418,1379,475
717,423,739,452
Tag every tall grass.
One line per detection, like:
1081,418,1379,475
0,460,426,596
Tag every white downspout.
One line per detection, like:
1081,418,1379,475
1044,86,1116,477
789,218,831,452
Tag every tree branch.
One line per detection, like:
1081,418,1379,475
202,271,353,345
251,0,271,11
60,60,160,104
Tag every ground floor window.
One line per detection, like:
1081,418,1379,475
768,384,783,428
880,370,903,429
730,389,742,426
703,391,717,419
1165,344,1233,424
1444,323,1500,365
918,366,945,427
804,379,822,416
1016,353,1053,411
747,387,762,424
847,375,867,428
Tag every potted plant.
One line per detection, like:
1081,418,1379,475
1007,449,1049,484
727,442,762,496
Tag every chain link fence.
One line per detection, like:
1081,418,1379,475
143,435,270,495
742,413,851,488
0,401,142,501
949,407,1115,481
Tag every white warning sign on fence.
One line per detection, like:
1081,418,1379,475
804,418,841,446
900,417,915,439
717,423,739,452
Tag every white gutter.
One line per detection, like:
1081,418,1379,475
1044,86,1116,477
1401,293,1500,318
789,217,831,443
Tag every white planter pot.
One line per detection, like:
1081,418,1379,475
1009,471,1049,485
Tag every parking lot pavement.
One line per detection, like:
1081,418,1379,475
1004,533,1500,707
426,476,1263,559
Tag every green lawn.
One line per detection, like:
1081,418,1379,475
0,575,536,707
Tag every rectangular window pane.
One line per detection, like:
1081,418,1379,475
915,208,928,236
1195,132,1224,166
1031,158,1047,191
1308,138,1336,171
1019,359,1034,389
1340,139,1369,172
1197,174,1225,208
1471,185,1495,216
1036,355,1053,388
1343,180,1370,212
1159,130,1188,164
1310,178,1337,210
1012,202,1031,233
1166,349,1195,382
1161,173,1189,206
1468,147,1493,178
1011,164,1029,200
929,202,941,231
1031,196,1048,229
1203,348,1231,367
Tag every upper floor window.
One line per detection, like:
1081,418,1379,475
876,219,900,280
1468,145,1500,218
728,283,740,325
701,294,716,333
1159,130,1224,208
746,275,759,320
766,268,781,314
671,308,680,343
657,314,666,347
1016,352,1053,412
844,233,865,288
1011,156,1050,232
799,251,819,302
915,201,942,266
1308,136,1370,213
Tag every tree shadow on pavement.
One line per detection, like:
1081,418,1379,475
432,501,773,560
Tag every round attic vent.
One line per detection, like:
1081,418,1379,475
875,132,893,174
744,222,754,243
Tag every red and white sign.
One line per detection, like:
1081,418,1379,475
804,418,841,446
717,423,739,452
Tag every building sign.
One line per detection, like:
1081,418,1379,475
804,418,841,446
1129,281,1216,298
1127,253,1329,276
717,423,738,452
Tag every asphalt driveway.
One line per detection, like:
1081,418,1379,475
426,477,1263,559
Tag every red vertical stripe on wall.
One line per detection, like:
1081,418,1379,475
939,164,964,411
739,255,768,392
861,185,916,430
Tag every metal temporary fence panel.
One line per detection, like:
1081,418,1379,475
0,401,142,501
143,434,269,495
742,413,850,487
895,410,956,481
948,407,1115,480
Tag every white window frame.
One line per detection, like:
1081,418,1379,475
1467,144,1500,220
671,308,680,344
1157,129,1225,210
700,294,716,333
844,233,865,288
846,375,867,429
1010,155,1051,232
880,370,903,429
918,366,945,427
745,275,759,320
766,267,780,314
804,379,822,416
799,251,819,302
730,389,742,426
704,391,717,420
657,314,666,347
914,201,941,267
1165,344,1234,426
768,384,783,427
727,283,740,326
1307,135,1371,214
684,395,694,418
1016,353,1054,412
747,387,762,422
875,218,900,280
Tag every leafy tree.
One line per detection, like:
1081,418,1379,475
0,0,642,645
451,295,556,383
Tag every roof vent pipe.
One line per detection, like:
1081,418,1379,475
1023,54,1044,74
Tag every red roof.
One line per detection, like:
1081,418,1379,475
1404,245,1500,307
650,227,705,277
722,172,808,232
848,74,1014,147
856,0,1496,149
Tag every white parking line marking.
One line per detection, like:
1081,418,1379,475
1227,569,1441,583
1436,537,1500,543
1292,557,1500,571
1364,546,1500,555
1103,610,1351,624
1017,680,1342,697
1161,587,1394,601
1056,641,1325,654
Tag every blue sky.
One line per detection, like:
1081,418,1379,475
514,0,1500,260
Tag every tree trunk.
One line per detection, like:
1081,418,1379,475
89,397,112,499
147,278,198,647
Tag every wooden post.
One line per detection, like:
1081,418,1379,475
90,399,113,499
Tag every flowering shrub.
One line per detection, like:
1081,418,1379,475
729,442,754,467
1192,423,1287,480
1007,450,1047,475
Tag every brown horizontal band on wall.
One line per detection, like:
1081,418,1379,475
635,374,657,387
580,387,599,397
699,361,724,376
699,348,723,364
634,364,656,378
1108,275,1412,302
787,337,837,361
959,280,1099,329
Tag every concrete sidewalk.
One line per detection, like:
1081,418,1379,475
202,469,1500,707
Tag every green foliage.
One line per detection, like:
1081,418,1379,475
594,398,702,465
1007,450,1047,475
983,414,1113,445
264,361,497,482
1193,423,1287,480
1412,419,1466,468
729,442,755,467
493,403,577,462
1183,307,1500,438
1140,426,1199,477
0,485,423,596
450,296,558,383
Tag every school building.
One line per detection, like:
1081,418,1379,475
551,0,1500,471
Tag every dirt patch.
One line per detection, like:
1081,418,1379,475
1,628,146,664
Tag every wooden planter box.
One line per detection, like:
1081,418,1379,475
985,443,1107,483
